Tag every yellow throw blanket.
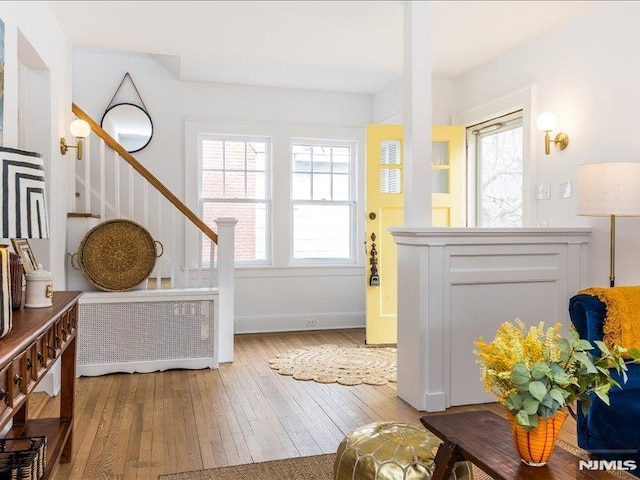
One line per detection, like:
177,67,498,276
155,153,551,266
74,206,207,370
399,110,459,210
579,286,640,355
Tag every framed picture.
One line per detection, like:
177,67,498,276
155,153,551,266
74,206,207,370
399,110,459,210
10,238,38,274
0,245,11,337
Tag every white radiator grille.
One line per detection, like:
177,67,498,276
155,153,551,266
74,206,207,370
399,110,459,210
78,299,216,369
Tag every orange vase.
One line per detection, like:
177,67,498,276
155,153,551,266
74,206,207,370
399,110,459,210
506,409,568,466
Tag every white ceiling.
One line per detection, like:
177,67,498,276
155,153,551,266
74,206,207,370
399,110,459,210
49,0,596,95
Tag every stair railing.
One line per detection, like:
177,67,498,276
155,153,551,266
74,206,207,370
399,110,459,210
71,103,236,361
72,103,235,288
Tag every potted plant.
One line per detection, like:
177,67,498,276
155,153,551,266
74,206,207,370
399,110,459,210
474,319,638,466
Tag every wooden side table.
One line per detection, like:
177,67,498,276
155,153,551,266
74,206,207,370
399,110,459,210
0,291,81,479
420,410,620,480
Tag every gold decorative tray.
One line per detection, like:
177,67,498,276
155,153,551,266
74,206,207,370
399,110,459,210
74,219,162,292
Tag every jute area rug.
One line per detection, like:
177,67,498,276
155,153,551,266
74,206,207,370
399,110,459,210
268,344,396,386
157,440,636,480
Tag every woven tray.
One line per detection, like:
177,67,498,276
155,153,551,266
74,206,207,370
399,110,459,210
73,219,162,292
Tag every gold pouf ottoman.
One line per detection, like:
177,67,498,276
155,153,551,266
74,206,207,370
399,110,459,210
334,421,473,480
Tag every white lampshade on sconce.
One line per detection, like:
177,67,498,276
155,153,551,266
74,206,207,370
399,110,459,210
577,162,640,287
69,119,90,138
60,119,91,160
536,112,569,155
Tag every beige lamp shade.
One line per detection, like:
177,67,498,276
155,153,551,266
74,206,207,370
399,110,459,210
577,162,640,217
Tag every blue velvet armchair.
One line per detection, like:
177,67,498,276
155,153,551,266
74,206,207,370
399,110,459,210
569,293,640,474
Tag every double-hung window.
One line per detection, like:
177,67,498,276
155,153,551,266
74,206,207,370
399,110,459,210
200,135,269,264
291,141,355,262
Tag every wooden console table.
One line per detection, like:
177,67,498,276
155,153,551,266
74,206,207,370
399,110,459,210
0,291,81,479
420,410,619,480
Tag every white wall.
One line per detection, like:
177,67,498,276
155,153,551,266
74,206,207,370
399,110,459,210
71,48,370,332
451,2,640,287
372,77,453,125
72,48,371,195
0,2,73,286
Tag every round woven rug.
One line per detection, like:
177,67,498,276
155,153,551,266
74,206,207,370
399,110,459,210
269,344,396,386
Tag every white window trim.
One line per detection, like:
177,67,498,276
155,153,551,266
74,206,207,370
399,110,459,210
468,111,524,227
198,132,272,265
452,84,536,227
185,120,365,269
290,138,357,265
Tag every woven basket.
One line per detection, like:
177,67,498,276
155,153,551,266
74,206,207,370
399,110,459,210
72,219,163,292
0,436,46,479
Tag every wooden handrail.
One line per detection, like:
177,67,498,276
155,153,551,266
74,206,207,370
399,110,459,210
72,103,218,244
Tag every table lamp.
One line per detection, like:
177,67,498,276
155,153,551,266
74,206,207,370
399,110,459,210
577,162,640,287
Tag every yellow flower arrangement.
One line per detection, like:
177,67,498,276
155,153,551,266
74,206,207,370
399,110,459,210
474,319,637,430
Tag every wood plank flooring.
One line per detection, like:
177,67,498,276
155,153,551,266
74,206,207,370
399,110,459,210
24,328,578,479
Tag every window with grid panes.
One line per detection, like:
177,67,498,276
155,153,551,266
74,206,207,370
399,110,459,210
291,142,355,261
200,136,269,264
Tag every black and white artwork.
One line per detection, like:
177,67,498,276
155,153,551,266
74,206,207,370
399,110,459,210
0,147,49,239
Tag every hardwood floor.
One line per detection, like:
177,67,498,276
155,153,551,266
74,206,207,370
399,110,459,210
25,328,578,479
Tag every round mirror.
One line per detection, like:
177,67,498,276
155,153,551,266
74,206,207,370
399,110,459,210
101,103,153,153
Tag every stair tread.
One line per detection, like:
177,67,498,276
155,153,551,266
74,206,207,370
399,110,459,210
67,212,101,218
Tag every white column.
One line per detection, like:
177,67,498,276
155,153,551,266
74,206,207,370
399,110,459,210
403,0,432,226
396,241,429,409
396,0,433,412
215,217,237,363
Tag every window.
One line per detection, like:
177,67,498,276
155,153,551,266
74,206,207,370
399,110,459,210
188,121,362,269
291,141,355,261
469,111,523,227
200,135,269,264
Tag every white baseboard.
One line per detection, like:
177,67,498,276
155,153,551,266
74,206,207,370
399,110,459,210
425,392,447,412
77,358,217,377
235,311,365,334
35,359,61,396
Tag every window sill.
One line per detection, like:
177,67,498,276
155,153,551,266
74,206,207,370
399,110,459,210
234,264,364,279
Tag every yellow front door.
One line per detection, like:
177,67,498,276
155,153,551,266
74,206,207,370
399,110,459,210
365,124,464,345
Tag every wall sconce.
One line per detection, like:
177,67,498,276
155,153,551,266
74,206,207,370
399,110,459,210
536,112,569,155
60,119,91,160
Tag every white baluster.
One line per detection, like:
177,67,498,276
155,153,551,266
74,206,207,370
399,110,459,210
128,164,134,219
143,182,149,227
114,150,120,217
85,138,92,213
170,208,176,289
209,240,215,288
156,198,162,288
194,231,202,288
99,139,106,220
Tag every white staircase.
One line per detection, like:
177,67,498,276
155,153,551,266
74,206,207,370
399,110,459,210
68,104,236,374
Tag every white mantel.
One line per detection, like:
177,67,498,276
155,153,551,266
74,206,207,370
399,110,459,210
390,227,591,411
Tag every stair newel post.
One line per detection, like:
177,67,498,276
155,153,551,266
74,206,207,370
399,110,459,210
215,217,237,363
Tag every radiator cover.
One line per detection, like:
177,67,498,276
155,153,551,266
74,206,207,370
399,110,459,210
77,291,218,376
